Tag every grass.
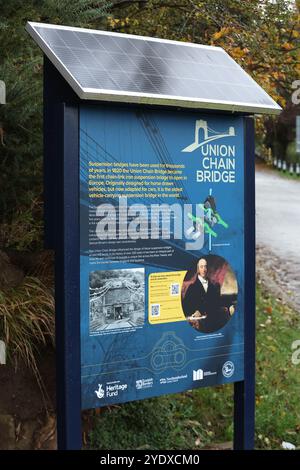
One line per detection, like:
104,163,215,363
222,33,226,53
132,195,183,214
262,164,300,182
0,275,55,395
255,284,300,449
87,285,300,450
275,170,300,181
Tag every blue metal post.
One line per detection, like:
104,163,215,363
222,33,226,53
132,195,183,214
43,56,79,249
233,116,256,450
55,103,82,450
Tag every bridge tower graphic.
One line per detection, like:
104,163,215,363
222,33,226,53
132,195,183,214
182,120,235,152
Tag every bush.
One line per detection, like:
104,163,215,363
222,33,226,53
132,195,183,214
286,141,299,164
0,276,54,392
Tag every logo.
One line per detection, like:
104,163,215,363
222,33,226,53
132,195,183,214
151,332,186,371
193,369,204,381
94,384,105,399
182,120,235,152
222,361,235,378
136,378,154,390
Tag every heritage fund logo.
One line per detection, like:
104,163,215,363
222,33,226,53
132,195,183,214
94,381,128,399
94,384,105,399
193,368,217,381
182,119,237,183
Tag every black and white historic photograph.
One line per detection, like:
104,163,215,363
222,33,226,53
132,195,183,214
89,268,145,334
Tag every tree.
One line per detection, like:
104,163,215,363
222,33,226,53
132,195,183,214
0,1,110,250
0,1,298,250
104,0,300,158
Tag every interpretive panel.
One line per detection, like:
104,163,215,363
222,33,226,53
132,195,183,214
80,105,245,409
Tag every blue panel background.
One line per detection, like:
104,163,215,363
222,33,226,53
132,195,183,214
80,105,245,410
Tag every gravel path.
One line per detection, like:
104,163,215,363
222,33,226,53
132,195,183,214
256,164,300,312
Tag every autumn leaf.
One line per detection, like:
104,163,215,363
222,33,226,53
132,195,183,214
212,27,231,40
264,306,273,315
230,47,247,59
282,42,294,51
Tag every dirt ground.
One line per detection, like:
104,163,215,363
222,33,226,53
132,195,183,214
0,347,57,450
256,244,300,313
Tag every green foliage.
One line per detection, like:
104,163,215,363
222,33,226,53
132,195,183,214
37,0,112,25
0,197,43,250
0,275,54,392
88,386,233,450
255,285,300,449
286,141,298,164
0,1,110,250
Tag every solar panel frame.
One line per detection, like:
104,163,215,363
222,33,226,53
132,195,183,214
26,21,282,115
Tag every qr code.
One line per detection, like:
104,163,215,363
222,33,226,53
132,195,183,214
151,304,160,317
170,283,180,296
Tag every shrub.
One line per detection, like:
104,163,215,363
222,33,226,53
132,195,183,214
286,141,299,164
0,276,54,393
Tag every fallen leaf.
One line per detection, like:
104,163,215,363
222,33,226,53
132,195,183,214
185,420,201,427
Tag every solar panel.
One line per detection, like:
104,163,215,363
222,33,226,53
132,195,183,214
26,22,281,114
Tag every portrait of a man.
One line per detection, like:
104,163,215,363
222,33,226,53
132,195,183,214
182,256,237,333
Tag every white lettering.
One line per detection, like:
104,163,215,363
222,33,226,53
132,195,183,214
292,80,300,105
96,204,116,239
292,340,300,365
201,144,235,157
196,170,235,183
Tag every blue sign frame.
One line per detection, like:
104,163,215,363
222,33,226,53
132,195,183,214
44,57,255,450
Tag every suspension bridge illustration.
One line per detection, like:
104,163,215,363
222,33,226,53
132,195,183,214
186,189,229,252
182,120,235,152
